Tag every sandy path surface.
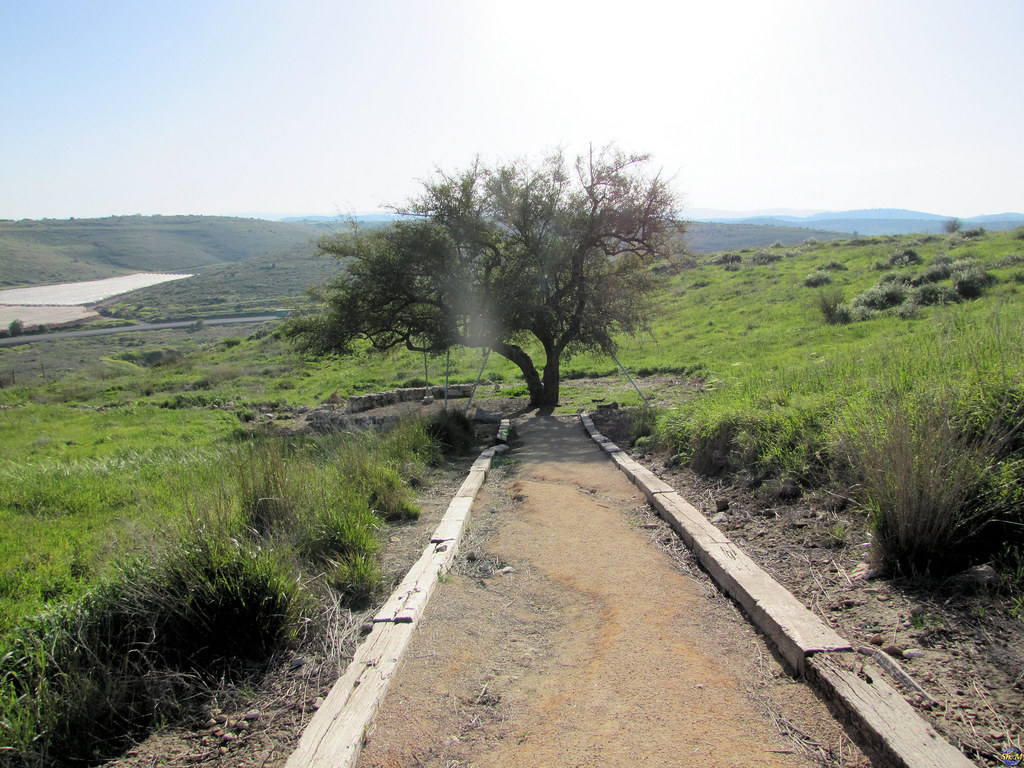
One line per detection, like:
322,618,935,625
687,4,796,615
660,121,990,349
357,413,859,768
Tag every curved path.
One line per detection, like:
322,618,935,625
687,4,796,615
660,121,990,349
354,414,855,768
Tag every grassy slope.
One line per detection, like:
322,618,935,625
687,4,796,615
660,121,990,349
0,215,325,287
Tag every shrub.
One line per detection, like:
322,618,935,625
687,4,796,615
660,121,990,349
838,390,1023,577
909,282,960,306
887,247,922,267
916,262,952,284
0,532,306,765
8,319,24,337
751,250,782,265
803,270,832,288
820,260,848,271
951,259,995,298
816,287,850,325
852,282,908,311
710,252,742,266
426,409,475,455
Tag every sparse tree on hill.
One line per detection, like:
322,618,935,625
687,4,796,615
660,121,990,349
288,147,683,407
944,218,963,234
8,319,23,337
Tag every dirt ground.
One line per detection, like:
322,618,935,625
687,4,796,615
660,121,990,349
356,413,867,768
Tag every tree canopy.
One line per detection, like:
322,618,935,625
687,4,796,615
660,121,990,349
288,147,683,406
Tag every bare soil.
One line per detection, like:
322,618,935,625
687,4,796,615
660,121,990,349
593,407,1024,768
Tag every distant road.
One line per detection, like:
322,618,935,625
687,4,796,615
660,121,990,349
0,315,279,348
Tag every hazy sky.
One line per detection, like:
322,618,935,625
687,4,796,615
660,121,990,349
2,0,1022,220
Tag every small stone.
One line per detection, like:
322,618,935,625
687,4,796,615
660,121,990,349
289,657,306,669
222,732,235,742
715,498,729,512
219,747,229,755
204,718,217,728
213,728,225,738
215,714,228,724
236,719,250,731
868,634,885,646
244,710,260,721
903,649,925,659
876,593,891,602
495,566,514,575
958,564,999,585
466,551,479,561
642,523,659,529
882,644,903,657
389,536,399,543
710,513,727,525
313,697,324,710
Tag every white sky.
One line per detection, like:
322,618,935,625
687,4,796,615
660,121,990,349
2,0,1022,220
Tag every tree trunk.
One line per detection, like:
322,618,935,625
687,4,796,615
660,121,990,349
493,342,546,407
539,347,560,406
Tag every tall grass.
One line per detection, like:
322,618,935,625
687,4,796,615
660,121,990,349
0,417,441,765
655,304,1024,577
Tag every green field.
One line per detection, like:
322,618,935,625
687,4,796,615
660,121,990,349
2,221,1023,763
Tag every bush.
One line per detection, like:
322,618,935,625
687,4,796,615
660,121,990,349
816,287,850,325
426,409,475,455
887,248,922,267
852,282,908,311
710,252,742,266
8,319,24,337
838,390,1022,577
820,260,848,271
0,532,306,765
909,282,960,306
803,270,832,288
751,250,782,265
951,259,995,298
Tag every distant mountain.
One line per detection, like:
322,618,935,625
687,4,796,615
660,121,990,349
692,208,1024,236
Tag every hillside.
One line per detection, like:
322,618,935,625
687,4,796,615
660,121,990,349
0,215,326,288
684,221,842,251
697,208,1024,236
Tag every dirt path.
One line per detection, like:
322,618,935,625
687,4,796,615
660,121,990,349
357,413,864,768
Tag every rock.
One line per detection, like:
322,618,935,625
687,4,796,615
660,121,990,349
710,512,727,525
958,564,999,586
903,649,925,659
471,408,501,424
495,566,514,575
466,551,479,561
868,634,885,646
596,401,619,410
715,498,730,512
244,710,260,721
850,562,885,580
882,644,904,657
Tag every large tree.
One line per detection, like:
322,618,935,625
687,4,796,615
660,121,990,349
288,147,683,407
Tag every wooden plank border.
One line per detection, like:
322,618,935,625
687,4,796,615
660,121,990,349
286,440,506,768
579,412,977,768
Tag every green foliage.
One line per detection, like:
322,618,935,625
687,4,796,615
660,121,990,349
0,526,306,765
289,146,682,406
803,270,832,287
7,319,24,337
815,287,850,325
